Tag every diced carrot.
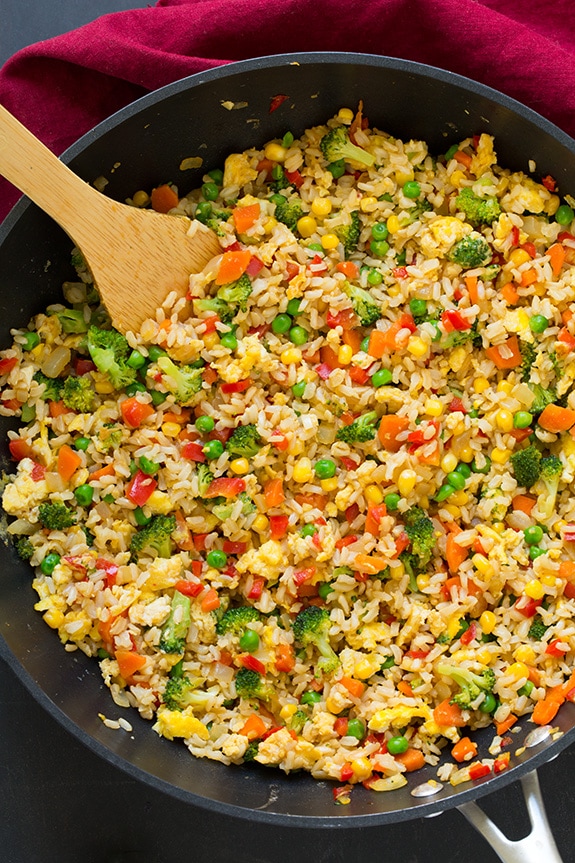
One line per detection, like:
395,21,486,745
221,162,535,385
158,319,172,332
378,414,410,452
232,203,261,233
336,261,359,279
201,587,220,612
417,439,441,466
563,309,574,325
453,150,472,169
57,444,82,482
48,399,72,418
495,714,518,735
397,680,413,697
161,409,192,425
115,649,147,680
512,494,536,516
367,329,388,359
365,503,387,536
89,463,115,481
394,748,426,772
548,243,565,278
485,334,522,369
239,713,267,740
294,493,327,509
558,560,575,582
121,396,155,429
353,553,389,575
445,530,469,574
203,366,218,385
464,275,479,304
340,676,366,699
451,736,478,763
150,184,179,213
433,698,466,727
320,344,345,370
274,642,295,673
531,697,561,726
538,403,575,433
527,666,541,686
215,249,251,285
342,328,362,354
264,477,285,509
520,268,538,287
501,283,519,305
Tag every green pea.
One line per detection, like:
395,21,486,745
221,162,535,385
409,298,427,319
371,368,393,387
139,456,160,476
40,553,60,575
203,439,224,460
207,168,224,186
272,313,293,334
102,494,115,504
150,389,167,406
447,471,466,491
206,549,227,569
524,525,544,546
301,690,322,705
367,268,383,286
455,463,472,479
387,735,409,754
239,628,259,652
202,182,220,201
125,381,147,396
471,456,491,474
127,349,146,369
514,410,533,429
75,436,91,451
148,346,168,362
384,492,401,511
286,298,302,316
360,336,371,352
468,408,479,419
555,204,575,226
529,546,546,560
220,330,238,351
300,524,318,538
282,131,294,148
289,325,308,346
479,692,498,714
318,582,334,599
314,458,336,479
21,331,40,351
435,483,455,502
518,680,534,697
327,159,346,179
291,380,306,398
195,415,215,433
371,222,389,241
74,484,94,507
529,314,549,334
134,506,152,526
380,655,395,670
403,181,421,199
97,648,112,660
346,718,366,741
370,239,390,257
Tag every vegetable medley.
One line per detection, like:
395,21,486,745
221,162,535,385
3,105,575,800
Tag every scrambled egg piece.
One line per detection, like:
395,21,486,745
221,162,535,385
500,174,559,216
346,622,391,652
222,153,258,190
2,457,48,517
189,599,217,644
469,134,497,177
153,706,209,741
420,217,472,258
128,595,172,628
221,733,249,762
235,539,285,582
212,334,278,384
143,556,184,591
368,704,432,733
255,727,320,770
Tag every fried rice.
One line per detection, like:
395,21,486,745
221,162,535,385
3,105,575,794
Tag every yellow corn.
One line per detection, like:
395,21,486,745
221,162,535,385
320,477,338,492
161,422,181,438
279,703,299,721
311,197,333,218
424,398,444,417
264,217,277,234
94,377,115,394
43,608,65,629
296,216,317,238
458,445,474,463
450,490,469,506
441,453,458,474
509,248,531,267
337,107,354,124
365,484,384,505
472,553,495,580
280,347,302,365
360,196,378,213
146,490,173,514
397,469,417,496
450,170,465,187
354,657,380,680
507,662,529,680
337,344,353,365
203,331,220,350
447,615,465,639
230,457,250,475
479,611,497,634
407,336,428,358
497,380,513,395
264,142,288,163
514,645,536,665
389,560,405,579
444,504,462,519
132,190,150,208
419,495,429,509
525,579,545,600
473,377,490,394
293,457,314,483
495,409,514,433
453,420,467,436
396,169,414,185
516,310,530,330
492,521,506,533
491,447,510,464
416,573,431,591
540,573,558,586
449,346,467,372
476,648,494,666
321,233,340,250
351,757,373,782
252,514,269,533
386,215,401,234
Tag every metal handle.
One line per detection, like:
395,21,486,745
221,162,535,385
457,770,564,863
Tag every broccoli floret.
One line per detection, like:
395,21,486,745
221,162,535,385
402,199,433,225
235,667,274,702
226,424,262,459
33,371,64,402
62,376,95,412
87,325,137,391
54,308,90,334
196,463,214,498
448,234,492,268
129,515,176,562
212,491,257,521
402,506,435,569
510,444,542,488
243,741,260,761
520,340,537,382
162,675,217,711
271,193,304,231
15,536,34,560
442,320,482,350
217,273,253,313
320,126,375,168
455,187,502,226
193,297,235,324
536,455,563,521
156,356,203,406
292,605,339,675
529,383,557,415
159,590,191,654
334,210,362,255
289,709,308,734
335,411,378,444
38,501,75,530
269,164,290,192
528,617,549,641
343,282,381,327
216,606,262,636
437,663,496,710
195,204,231,237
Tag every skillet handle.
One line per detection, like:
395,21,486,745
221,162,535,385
456,770,564,863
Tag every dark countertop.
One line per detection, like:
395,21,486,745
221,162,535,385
2,4,575,862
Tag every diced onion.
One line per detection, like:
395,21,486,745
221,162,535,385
40,346,71,378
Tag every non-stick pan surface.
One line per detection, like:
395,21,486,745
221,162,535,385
1,53,575,826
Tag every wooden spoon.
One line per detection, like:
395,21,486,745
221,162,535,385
0,104,221,333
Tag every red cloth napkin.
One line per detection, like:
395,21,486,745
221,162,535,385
1,0,575,223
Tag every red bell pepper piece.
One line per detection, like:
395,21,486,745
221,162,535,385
192,533,209,552
239,654,266,674
334,717,349,737
284,261,300,281
335,535,358,550
545,638,569,657
269,514,289,540
181,441,206,462
284,169,304,188
126,470,157,506
203,477,246,499
222,540,247,555
460,621,477,645
220,379,251,394
326,308,358,330
9,438,33,461
96,558,119,588
31,461,46,481
0,356,18,375
293,566,316,586
345,502,360,523
469,763,491,781
269,94,289,113
315,363,332,380
340,763,354,782
174,578,204,597
74,357,96,376
515,596,542,617
247,576,265,600
348,365,370,385
441,309,472,331
246,256,264,277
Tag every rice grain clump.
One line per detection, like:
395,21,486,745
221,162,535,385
4,107,575,795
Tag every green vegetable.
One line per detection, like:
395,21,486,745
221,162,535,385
127,350,146,369
455,187,502,226
235,667,274,702
370,239,390,257
528,617,549,640
55,308,90,334
289,709,308,735
197,463,214,497
437,663,496,710
371,222,388,241
435,484,455,502
387,734,409,754
134,506,151,527
272,313,292,334
220,329,238,351
292,605,339,675
535,455,563,521
327,159,346,178
292,380,306,398
74,484,94,507
528,383,557,415
343,282,382,327
319,126,374,168
402,181,421,199
129,515,176,562
409,298,427,321
40,552,61,575
402,506,435,570
529,314,549,334
555,204,574,226
139,456,160,476
334,211,362,255
206,549,227,569
195,415,215,434
87,326,137,391
524,525,543,546
15,536,34,560
448,234,492,268
162,675,217,712
371,368,392,387
270,193,303,231
519,340,537,382
156,356,203,406
38,501,75,530
239,629,260,652
216,606,262,636
289,325,308,346
514,411,533,429
21,332,40,351
202,181,219,201
301,690,322,705
287,298,302,316
62,376,95,412
159,590,191,654
226,424,262,459
216,273,253,312
346,717,366,741
335,410,378,444
203,439,224,460
384,492,401,511
75,436,90,451
212,491,256,521
33,371,64,402
314,459,336,479
510,444,542,488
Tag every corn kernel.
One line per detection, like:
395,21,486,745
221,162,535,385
407,336,428,358
473,376,490,394
516,310,530,330
94,377,115,394
365,484,384,505
425,398,444,417
419,496,429,509
386,215,401,234
264,217,277,234
230,457,250,475
449,346,467,372
337,344,353,365
337,108,355,124
507,661,529,680
264,142,288,163
416,573,431,591
351,757,373,782
31,343,44,359
472,553,495,580
387,285,401,297
450,490,469,506
447,615,464,638
161,422,181,438
509,248,531,267
296,216,317,238
389,560,405,579
132,190,150,207
44,608,65,629
396,169,414,185
146,490,174,514
540,573,558,586
476,648,494,666
293,457,314,483
492,521,506,533
441,452,458,474
311,197,333,218
203,331,220,350
279,703,298,721
479,611,497,634
497,380,513,395
450,170,465,187
280,347,302,365
453,420,467,436
496,409,514,433
491,447,510,464
397,469,417,496
514,645,536,665
360,196,378,213
354,657,380,680
459,446,474,463
525,579,545,600
320,477,339,492
321,232,340,250
325,694,343,715
252,514,269,533
444,504,462,519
